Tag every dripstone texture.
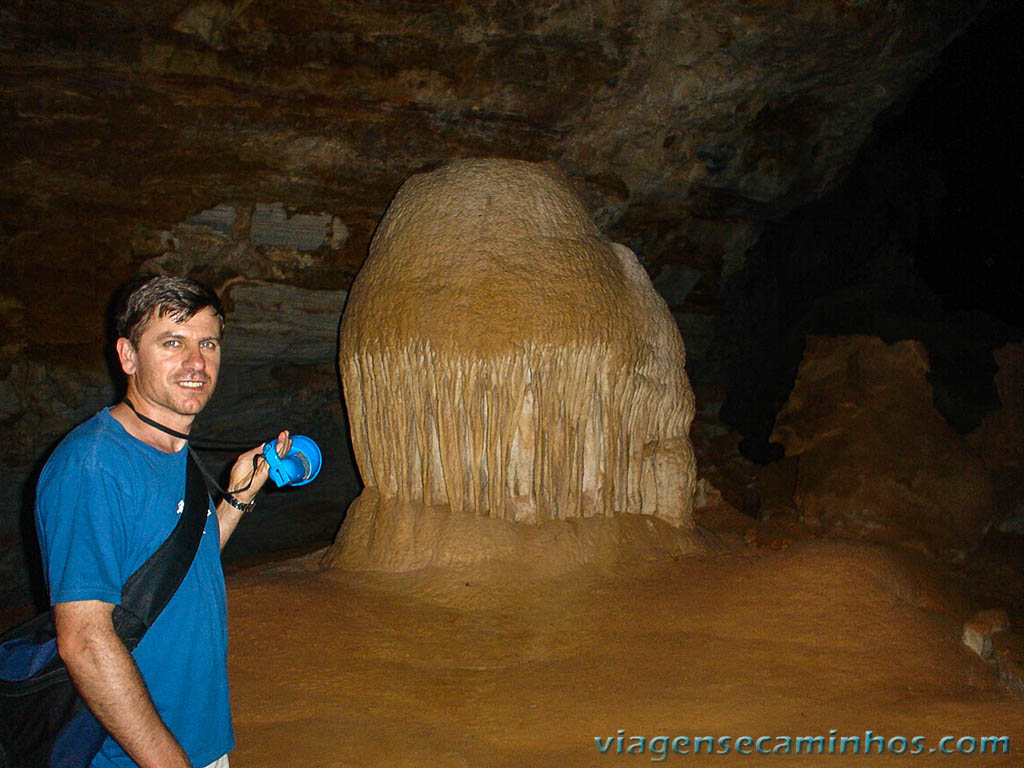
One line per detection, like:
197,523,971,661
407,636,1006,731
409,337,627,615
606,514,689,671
328,158,699,571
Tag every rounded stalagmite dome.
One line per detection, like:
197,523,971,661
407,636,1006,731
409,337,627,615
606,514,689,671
344,159,675,360
329,158,700,572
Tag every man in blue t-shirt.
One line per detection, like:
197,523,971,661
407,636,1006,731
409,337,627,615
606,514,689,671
35,275,290,768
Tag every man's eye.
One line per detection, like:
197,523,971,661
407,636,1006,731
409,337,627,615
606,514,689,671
200,341,219,350
164,340,180,347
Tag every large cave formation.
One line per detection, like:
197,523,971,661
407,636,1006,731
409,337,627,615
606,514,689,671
1,0,1021,610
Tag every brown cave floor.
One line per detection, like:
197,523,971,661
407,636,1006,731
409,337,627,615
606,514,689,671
225,539,1022,767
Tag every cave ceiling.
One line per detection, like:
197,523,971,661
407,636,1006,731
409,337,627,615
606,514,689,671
0,0,987,365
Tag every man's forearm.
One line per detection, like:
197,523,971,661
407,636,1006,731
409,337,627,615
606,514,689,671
216,498,247,549
216,431,291,549
54,601,191,768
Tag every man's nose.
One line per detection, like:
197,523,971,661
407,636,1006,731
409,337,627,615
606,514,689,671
183,344,207,370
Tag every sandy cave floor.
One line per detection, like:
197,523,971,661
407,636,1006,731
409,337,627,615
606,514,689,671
225,539,1023,767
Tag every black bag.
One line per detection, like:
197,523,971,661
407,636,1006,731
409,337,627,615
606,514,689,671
0,451,209,768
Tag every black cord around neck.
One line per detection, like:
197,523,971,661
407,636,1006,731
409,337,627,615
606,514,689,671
122,398,261,498
123,398,191,440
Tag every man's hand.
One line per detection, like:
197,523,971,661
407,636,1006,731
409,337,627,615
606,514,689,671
216,430,291,548
55,601,191,768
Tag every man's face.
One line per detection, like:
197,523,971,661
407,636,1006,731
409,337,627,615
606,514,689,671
117,306,222,421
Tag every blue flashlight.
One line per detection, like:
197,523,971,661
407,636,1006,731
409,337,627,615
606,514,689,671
262,435,322,488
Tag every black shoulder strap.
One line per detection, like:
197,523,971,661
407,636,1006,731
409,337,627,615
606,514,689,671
111,450,210,651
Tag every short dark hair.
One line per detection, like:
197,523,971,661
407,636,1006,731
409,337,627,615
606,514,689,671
115,274,225,347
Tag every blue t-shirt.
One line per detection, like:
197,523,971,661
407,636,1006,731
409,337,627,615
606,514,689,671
35,408,233,768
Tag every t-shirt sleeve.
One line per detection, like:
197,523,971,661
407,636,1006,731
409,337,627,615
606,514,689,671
36,447,130,607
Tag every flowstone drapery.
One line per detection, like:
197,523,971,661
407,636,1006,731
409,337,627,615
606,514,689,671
326,158,699,570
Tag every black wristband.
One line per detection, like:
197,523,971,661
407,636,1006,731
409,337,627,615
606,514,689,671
222,492,255,513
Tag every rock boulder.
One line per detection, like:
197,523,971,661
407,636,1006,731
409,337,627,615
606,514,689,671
771,335,995,559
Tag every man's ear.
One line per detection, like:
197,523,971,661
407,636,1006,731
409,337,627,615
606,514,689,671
116,337,137,376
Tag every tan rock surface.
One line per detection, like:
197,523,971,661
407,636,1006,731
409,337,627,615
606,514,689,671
771,335,996,558
329,159,698,570
228,540,1022,767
